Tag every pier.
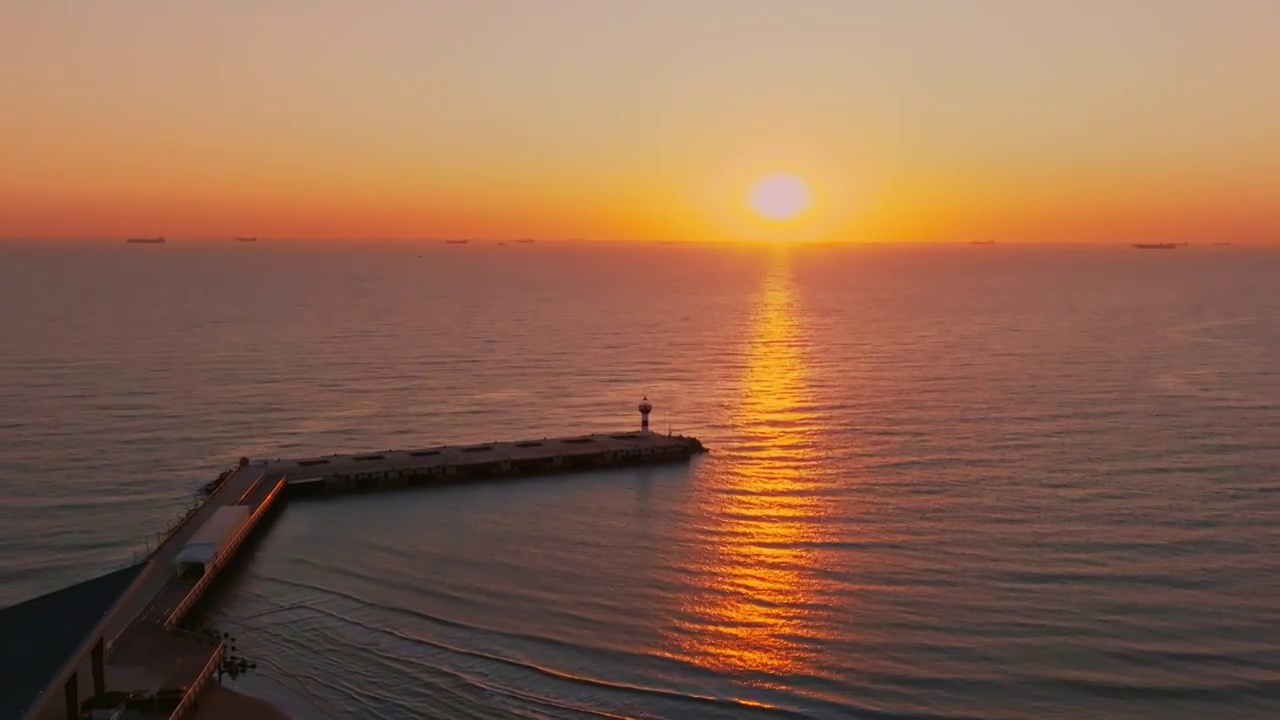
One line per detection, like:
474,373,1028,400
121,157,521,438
273,429,704,496
6,400,704,720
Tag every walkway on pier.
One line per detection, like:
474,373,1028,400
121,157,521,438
28,467,287,720
104,465,269,649
104,471,286,702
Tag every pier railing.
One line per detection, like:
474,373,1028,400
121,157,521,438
114,467,255,571
164,476,287,629
166,639,225,720
105,469,264,652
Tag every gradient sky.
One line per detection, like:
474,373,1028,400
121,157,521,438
2,0,1277,243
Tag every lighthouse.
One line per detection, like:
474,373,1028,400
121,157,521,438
638,396,653,434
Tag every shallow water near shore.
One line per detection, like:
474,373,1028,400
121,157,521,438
2,241,1279,718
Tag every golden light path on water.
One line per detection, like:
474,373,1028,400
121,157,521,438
664,251,838,683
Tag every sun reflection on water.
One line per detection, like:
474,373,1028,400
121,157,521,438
665,253,834,678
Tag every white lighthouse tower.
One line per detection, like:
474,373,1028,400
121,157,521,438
638,396,653,434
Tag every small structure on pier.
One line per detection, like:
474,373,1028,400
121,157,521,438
174,506,249,576
639,396,653,434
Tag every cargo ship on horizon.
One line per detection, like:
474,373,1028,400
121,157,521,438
125,237,165,244
1132,243,1177,250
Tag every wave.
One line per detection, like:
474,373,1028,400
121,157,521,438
262,573,651,664
1038,675,1280,702
268,601,813,718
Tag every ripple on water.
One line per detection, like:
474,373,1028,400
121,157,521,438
2,243,1279,719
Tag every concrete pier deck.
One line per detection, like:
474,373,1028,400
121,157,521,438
268,430,705,495
18,422,705,720
26,463,286,720
83,472,287,719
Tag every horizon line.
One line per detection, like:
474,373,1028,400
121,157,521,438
1,237,1274,247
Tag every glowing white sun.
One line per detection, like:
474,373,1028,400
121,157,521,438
749,173,811,221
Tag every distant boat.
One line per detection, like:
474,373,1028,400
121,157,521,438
444,239,469,245
515,239,535,244
236,237,258,243
970,241,995,245
1133,243,1176,250
126,237,165,244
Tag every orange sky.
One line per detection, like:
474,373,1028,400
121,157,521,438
2,1,1277,243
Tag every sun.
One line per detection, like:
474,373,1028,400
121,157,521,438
749,173,811,221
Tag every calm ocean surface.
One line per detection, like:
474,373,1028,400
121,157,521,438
1,241,1278,719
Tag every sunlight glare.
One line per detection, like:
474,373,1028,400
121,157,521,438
661,258,838,676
